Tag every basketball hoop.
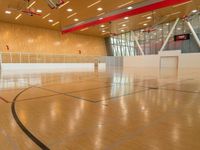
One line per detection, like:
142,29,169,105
46,0,65,9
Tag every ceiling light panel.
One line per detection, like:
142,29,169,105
58,1,70,9
52,21,60,26
87,0,102,8
15,13,22,20
48,19,54,23
118,0,134,8
97,7,103,11
27,1,36,9
42,13,50,19
67,8,73,12
67,13,77,19
5,10,12,14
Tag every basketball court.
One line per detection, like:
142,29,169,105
0,0,200,150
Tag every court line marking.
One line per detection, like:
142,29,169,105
36,85,148,103
33,78,148,97
160,88,200,94
67,85,114,94
35,86,96,103
11,87,50,150
2,78,196,104
35,78,193,103
95,89,149,102
134,78,193,89
0,96,9,103
14,93,62,103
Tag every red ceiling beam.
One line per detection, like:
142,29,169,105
62,0,190,34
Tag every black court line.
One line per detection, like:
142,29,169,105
160,88,200,94
35,86,96,103
67,85,114,94
36,85,149,103
67,89,149,103
95,89,149,102
35,78,149,96
0,96,9,103
11,87,50,150
134,78,194,89
14,93,62,103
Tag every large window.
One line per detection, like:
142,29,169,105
108,14,200,56
110,33,135,56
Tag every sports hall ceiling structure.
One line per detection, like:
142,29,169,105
0,0,199,37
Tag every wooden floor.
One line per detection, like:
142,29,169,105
0,67,200,150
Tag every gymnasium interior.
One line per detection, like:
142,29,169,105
0,0,200,149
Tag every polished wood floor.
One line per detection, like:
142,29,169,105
0,67,200,150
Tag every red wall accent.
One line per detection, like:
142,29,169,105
62,0,190,34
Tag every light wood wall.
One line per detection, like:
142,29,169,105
0,21,107,56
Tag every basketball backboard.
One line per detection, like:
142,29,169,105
46,0,64,9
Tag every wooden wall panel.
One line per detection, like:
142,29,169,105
0,21,107,56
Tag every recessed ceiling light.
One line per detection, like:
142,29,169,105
67,13,77,19
166,23,169,26
147,16,152,19
159,28,163,31
143,23,147,26
5,10,12,14
80,27,89,31
74,18,79,22
27,1,36,9
67,8,73,12
36,9,42,13
15,13,22,20
99,17,103,20
87,0,102,8
127,6,133,10
97,7,103,11
52,21,60,26
192,9,197,13
100,25,105,28
124,17,129,20
122,24,126,27
118,1,134,8
121,29,125,32
102,30,106,33
58,1,70,9
48,19,54,23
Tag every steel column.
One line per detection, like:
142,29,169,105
160,18,180,52
186,20,200,48
133,32,144,55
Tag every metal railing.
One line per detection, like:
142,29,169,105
0,52,106,63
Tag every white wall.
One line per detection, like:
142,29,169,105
179,53,200,68
1,63,106,73
123,55,159,68
123,52,200,69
